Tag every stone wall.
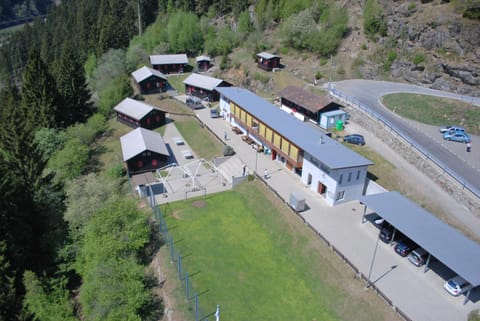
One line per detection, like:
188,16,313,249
340,100,480,216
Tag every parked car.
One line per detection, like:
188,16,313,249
210,108,220,118
408,247,429,266
186,96,203,109
343,134,365,145
443,131,471,143
394,239,417,257
444,275,473,296
379,224,394,243
439,125,465,134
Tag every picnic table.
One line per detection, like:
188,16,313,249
172,136,184,145
242,135,255,145
232,126,243,135
181,149,194,159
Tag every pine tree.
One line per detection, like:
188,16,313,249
54,41,94,126
21,47,60,129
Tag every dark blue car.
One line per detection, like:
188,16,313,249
343,134,365,145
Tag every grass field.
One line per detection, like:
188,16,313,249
160,181,401,321
382,93,480,135
173,116,224,160
167,73,190,94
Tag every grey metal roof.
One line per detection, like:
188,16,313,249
195,55,211,62
216,87,373,169
257,52,280,60
322,110,347,117
120,127,169,161
149,54,188,65
131,66,166,82
360,191,480,287
183,73,224,91
113,98,154,121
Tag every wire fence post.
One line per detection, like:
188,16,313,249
195,293,199,321
185,272,190,300
177,254,182,280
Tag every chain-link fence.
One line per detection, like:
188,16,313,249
148,185,214,321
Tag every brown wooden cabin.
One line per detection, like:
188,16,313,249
120,127,170,176
256,52,281,71
183,73,231,102
149,53,188,74
114,98,165,130
131,66,168,94
195,55,211,71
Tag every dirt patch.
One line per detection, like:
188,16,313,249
191,200,206,208
171,210,182,220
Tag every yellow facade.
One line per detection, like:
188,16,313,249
290,145,298,159
273,132,281,148
246,114,252,126
281,139,290,154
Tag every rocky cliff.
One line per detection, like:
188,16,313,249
383,1,479,96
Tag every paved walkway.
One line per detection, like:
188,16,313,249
190,105,480,321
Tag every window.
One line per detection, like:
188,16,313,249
356,170,361,180
137,160,143,168
339,174,343,185
348,172,352,182
336,191,345,200
152,159,157,166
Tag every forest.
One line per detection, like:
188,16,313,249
0,0,352,320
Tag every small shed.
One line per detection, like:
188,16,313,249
120,127,170,176
256,52,281,71
183,73,231,101
131,66,168,94
149,53,189,74
278,86,341,123
319,110,348,130
195,55,211,71
114,98,165,129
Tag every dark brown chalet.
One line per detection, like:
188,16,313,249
195,55,211,71
183,73,231,101
114,98,165,130
120,127,170,176
149,54,188,74
256,52,281,71
278,86,341,123
131,66,168,94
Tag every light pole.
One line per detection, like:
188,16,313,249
255,149,258,175
365,234,380,289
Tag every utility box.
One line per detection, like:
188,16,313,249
289,191,306,212
319,110,347,130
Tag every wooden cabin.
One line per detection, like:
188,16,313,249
114,98,165,130
183,73,231,101
195,55,211,71
256,52,281,71
149,54,188,74
120,127,170,176
131,66,168,94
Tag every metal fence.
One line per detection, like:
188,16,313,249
147,185,213,321
327,83,480,199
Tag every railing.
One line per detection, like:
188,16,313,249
327,83,480,200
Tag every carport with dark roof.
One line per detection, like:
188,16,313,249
360,191,480,304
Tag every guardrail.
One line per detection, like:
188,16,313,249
327,83,480,200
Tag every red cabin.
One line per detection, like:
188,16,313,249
114,98,165,130
150,54,188,74
256,52,281,71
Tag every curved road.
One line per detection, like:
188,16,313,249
331,79,480,198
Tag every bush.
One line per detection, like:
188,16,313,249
223,145,235,156
106,164,126,179
315,71,323,79
363,0,387,38
383,50,397,71
469,309,480,321
413,53,425,65
361,43,368,50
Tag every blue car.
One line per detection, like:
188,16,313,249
443,132,471,143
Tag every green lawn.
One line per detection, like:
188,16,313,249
167,73,190,94
382,93,480,135
160,182,401,321
174,117,224,160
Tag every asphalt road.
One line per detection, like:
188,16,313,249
331,79,480,197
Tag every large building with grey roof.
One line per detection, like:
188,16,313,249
216,87,373,206
120,127,170,175
149,53,189,74
183,73,231,101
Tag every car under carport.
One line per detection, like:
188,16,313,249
360,191,480,305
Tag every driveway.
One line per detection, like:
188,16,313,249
331,80,480,199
